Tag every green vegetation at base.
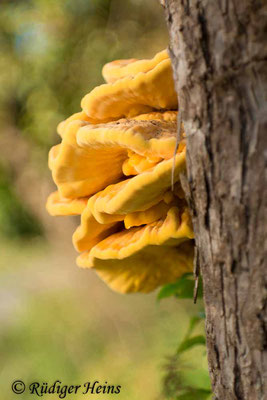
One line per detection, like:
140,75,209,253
159,274,212,399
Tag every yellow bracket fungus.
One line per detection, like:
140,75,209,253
46,49,194,294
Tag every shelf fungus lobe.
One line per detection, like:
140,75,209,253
82,53,177,120
46,191,88,216
102,49,169,83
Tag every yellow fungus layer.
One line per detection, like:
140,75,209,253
77,208,194,293
102,49,169,83
73,206,122,253
86,151,186,218
57,109,178,139
73,187,187,252
122,151,161,176
46,191,88,216
50,120,127,199
92,242,194,294
57,111,93,138
57,111,116,138
77,119,179,160
50,117,183,199
48,144,61,170
124,200,172,229
81,58,177,120
132,110,178,123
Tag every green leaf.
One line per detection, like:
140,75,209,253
158,273,194,301
157,282,186,301
198,311,206,319
176,389,212,400
157,274,203,301
177,335,206,354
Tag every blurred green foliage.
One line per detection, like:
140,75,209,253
0,0,167,149
0,0,167,239
0,164,43,239
0,238,206,400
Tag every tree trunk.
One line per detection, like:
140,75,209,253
162,1,267,399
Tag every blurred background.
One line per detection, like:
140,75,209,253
0,0,210,399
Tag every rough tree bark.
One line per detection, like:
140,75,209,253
162,1,267,399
